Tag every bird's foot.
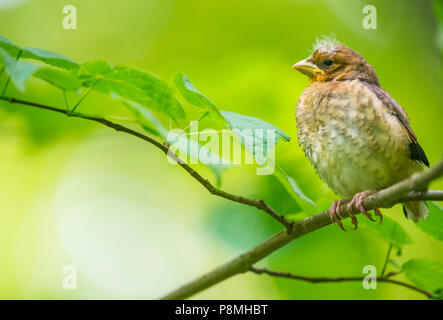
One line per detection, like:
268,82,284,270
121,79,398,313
329,200,357,231
347,190,383,224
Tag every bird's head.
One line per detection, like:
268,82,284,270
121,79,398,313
293,38,379,85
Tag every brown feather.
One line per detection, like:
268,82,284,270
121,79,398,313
362,82,429,167
294,41,430,224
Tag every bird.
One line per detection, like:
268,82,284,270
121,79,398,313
293,36,429,231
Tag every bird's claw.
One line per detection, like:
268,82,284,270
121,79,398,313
348,211,358,230
329,190,384,231
374,208,383,224
329,200,356,231
347,190,383,224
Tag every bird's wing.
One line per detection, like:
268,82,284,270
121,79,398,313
365,82,429,167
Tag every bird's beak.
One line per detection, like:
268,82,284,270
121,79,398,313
292,58,323,78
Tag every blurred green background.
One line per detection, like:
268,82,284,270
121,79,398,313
0,0,442,299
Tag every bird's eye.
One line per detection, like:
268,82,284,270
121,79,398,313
323,58,334,67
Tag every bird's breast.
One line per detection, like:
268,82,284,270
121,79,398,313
295,81,413,199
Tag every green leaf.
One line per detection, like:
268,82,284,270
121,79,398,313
220,110,290,166
173,73,222,116
359,215,413,249
402,258,443,293
121,99,168,139
21,47,79,70
119,97,231,185
0,36,79,71
0,48,40,91
78,60,113,79
273,166,317,215
33,67,81,91
433,0,443,54
416,202,443,241
167,131,232,186
0,35,21,57
77,62,185,121
111,66,185,120
208,163,232,186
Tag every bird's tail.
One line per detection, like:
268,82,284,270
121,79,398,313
403,201,429,222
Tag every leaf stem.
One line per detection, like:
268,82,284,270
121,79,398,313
0,66,5,92
381,243,393,277
1,49,23,96
179,110,210,136
1,77,11,96
62,90,69,110
70,78,100,113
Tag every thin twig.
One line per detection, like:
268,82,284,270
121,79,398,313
249,266,437,299
0,95,293,230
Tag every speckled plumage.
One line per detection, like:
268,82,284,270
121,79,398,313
293,41,429,226
296,79,420,199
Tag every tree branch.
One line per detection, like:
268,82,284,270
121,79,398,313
249,266,437,299
0,95,293,229
1,95,442,300
160,158,443,299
